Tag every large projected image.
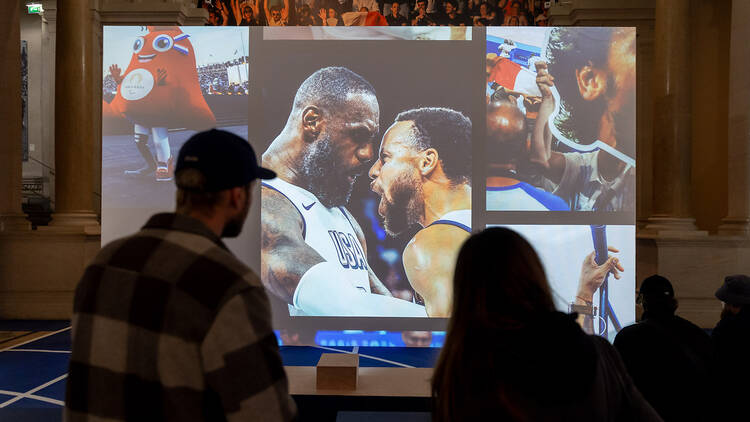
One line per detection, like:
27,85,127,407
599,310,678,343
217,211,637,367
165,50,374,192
485,27,635,212
101,26,249,244
98,27,635,343
255,35,476,319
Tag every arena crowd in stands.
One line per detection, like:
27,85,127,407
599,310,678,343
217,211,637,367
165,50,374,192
198,0,550,27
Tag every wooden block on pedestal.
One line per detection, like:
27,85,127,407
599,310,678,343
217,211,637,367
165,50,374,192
316,353,359,390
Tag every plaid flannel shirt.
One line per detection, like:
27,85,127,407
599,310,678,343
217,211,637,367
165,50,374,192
64,213,296,421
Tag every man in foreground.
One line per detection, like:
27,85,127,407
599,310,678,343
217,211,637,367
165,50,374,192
65,129,296,421
712,274,750,419
614,275,713,422
369,107,472,317
261,67,426,317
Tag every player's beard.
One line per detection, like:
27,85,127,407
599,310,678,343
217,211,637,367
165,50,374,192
300,133,359,208
381,171,423,237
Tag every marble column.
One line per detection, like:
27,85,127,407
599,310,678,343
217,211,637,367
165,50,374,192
52,0,99,227
718,0,750,236
645,0,704,235
0,1,31,231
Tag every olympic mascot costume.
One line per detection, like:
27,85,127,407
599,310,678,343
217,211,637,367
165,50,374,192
104,26,216,181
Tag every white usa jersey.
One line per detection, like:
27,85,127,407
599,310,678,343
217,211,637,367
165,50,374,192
262,177,371,316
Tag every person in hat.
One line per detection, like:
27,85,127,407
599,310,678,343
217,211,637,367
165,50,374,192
712,274,750,419
65,129,296,421
613,275,713,422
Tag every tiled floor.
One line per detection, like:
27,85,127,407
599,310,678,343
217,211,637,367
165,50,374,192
0,321,437,420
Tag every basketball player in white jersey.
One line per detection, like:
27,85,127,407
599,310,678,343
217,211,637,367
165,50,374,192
261,67,426,317
369,107,472,317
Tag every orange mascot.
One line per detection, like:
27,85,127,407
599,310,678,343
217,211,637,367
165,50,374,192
108,26,216,181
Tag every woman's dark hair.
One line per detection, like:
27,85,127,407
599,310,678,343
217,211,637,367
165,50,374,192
432,227,556,422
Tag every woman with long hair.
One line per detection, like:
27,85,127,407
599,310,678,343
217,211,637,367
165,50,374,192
432,227,662,422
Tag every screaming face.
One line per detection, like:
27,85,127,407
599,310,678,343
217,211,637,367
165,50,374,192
369,121,425,236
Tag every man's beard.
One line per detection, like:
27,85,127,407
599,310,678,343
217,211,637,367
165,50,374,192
611,97,636,159
300,133,360,208
720,306,737,321
381,171,423,237
221,193,250,238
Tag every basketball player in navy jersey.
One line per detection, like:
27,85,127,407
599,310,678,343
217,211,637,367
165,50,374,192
369,107,472,317
485,98,569,211
261,67,426,317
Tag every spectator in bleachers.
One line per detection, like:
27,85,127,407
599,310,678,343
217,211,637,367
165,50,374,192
386,1,409,24
411,0,436,25
712,275,750,420
439,0,467,25
297,4,316,24
503,0,528,25
431,227,663,422
613,275,713,422
320,7,343,25
354,0,379,13
534,12,547,26
471,2,496,26
263,0,290,25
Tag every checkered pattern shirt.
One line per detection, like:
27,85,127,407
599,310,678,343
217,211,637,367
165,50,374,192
64,213,296,421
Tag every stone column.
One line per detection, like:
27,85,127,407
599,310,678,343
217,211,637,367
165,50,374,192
645,0,704,235
0,1,31,232
719,0,750,236
52,0,99,227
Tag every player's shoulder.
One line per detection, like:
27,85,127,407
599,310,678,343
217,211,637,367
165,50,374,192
518,182,570,211
408,223,470,255
260,183,305,235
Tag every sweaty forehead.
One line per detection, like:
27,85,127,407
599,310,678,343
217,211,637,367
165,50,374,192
381,121,418,153
335,92,379,127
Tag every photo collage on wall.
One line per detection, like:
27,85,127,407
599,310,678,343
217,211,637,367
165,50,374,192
483,27,636,340
100,26,635,346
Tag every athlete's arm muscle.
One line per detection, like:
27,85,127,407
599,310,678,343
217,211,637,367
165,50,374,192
530,61,565,183
261,186,325,304
402,225,469,317
340,207,392,297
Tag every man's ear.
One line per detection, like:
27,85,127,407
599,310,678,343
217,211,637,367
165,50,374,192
575,62,608,101
302,106,322,142
419,148,439,177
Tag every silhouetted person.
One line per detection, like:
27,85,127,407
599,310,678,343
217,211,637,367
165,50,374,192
712,274,750,420
65,130,296,421
613,275,713,422
432,227,662,422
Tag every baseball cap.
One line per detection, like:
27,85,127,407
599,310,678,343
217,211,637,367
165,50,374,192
715,274,750,306
637,275,674,303
175,129,275,192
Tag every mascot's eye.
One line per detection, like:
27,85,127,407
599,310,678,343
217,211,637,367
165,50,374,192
133,37,144,53
152,35,174,53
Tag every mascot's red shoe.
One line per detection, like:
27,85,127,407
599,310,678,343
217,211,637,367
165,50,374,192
156,156,174,182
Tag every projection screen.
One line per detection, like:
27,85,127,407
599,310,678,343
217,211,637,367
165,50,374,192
102,26,635,345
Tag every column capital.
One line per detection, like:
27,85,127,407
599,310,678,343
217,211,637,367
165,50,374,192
98,0,207,25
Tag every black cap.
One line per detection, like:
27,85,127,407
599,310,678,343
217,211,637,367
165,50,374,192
715,275,750,306
175,129,275,192
638,275,674,300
